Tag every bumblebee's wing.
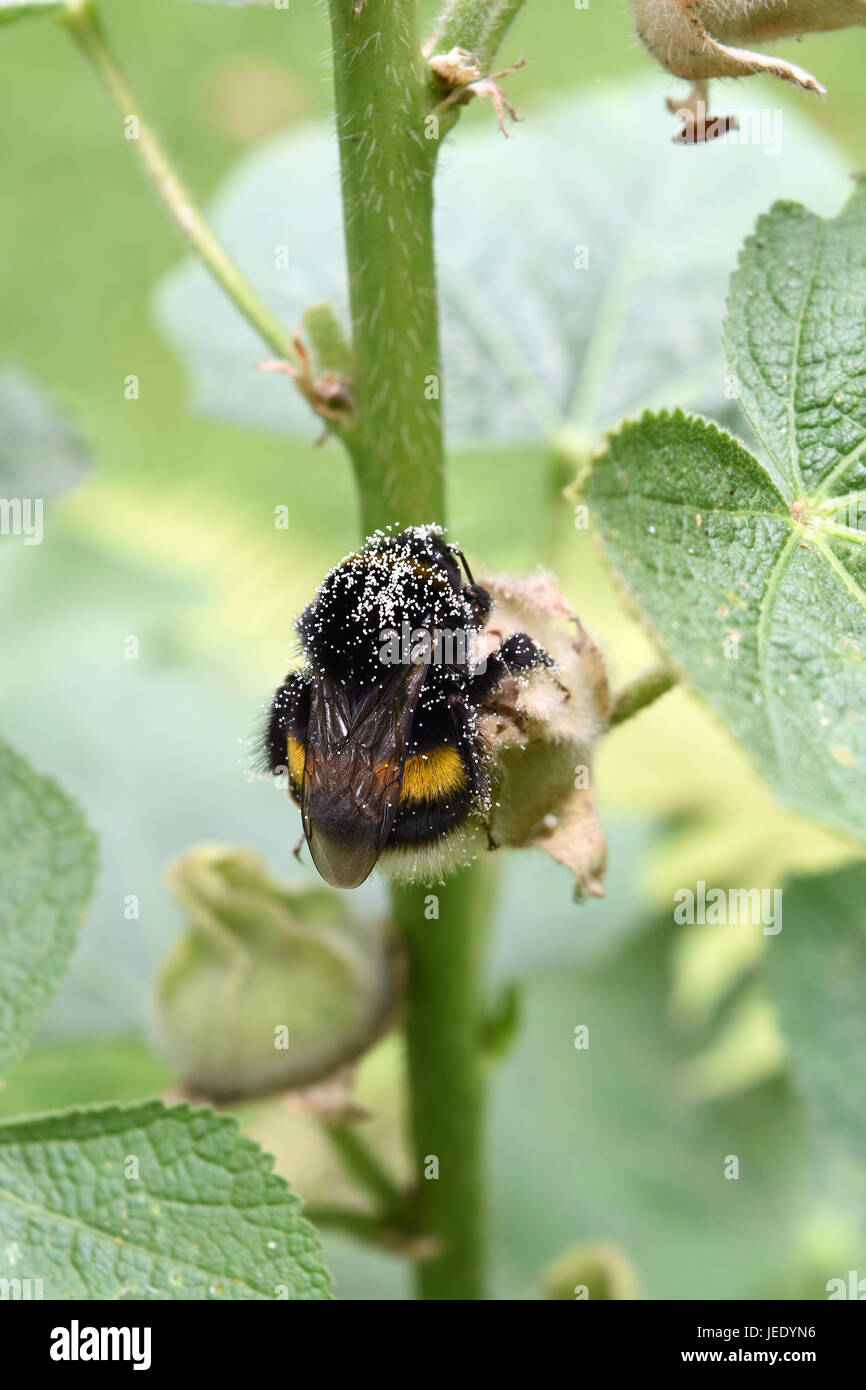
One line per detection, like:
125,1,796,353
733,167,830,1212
301,660,428,888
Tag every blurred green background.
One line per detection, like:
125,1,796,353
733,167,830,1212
1,0,865,1299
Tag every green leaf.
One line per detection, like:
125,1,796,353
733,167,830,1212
0,367,89,498
156,85,848,450
725,178,866,502
586,184,866,843
766,862,866,1161
0,739,98,1079
0,0,68,24
0,1101,332,1298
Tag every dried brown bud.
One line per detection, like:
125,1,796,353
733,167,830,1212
631,0,866,137
478,571,609,899
428,45,482,87
428,47,525,135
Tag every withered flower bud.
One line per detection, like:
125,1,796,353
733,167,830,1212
477,571,609,899
631,0,866,139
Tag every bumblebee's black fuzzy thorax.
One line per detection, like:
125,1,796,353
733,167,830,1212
297,526,479,689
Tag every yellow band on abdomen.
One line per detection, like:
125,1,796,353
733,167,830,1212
286,734,306,786
399,745,466,803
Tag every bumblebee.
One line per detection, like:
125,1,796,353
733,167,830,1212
263,525,551,889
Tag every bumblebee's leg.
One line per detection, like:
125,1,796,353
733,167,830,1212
466,631,553,700
499,631,571,701
262,672,310,774
498,632,553,673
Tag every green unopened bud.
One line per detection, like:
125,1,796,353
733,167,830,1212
153,845,397,1101
544,1242,640,1301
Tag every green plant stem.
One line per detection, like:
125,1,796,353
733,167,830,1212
328,0,444,535
391,864,495,1300
427,0,527,68
324,1124,405,1211
327,0,495,1301
610,663,678,727
61,0,298,366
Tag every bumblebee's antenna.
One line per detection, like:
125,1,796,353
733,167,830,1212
449,544,475,585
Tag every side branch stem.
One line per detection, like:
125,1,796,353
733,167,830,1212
426,0,528,69
609,664,678,727
62,0,299,365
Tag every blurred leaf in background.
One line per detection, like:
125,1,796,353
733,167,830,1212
488,880,866,1301
0,366,90,496
0,0,67,26
156,86,850,453
0,1037,172,1119
768,862,866,1164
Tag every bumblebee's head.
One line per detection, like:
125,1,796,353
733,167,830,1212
462,582,493,624
298,526,479,685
